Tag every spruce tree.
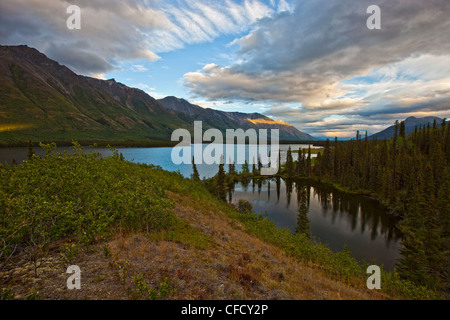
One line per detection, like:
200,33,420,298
306,146,312,177
308,123,449,292
422,163,446,290
285,147,294,177
397,170,430,286
399,121,405,138
228,157,236,176
192,157,200,182
217,156,226,201
242,160,250,175
393,120,399,141
333,137,339,178
315,152,322,177
320,139,331,177
296,147,305,177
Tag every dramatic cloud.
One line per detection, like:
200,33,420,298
0,0,279,75
0,0,168,74
185,63,343,103
2,0,449,137
184,0,450,137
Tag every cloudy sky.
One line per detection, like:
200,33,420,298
1,0,449,138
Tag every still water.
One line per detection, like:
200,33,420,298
229,178,402,270
0,144,402,270
0,144,317,179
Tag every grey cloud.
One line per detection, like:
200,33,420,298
186,0,450,103
183,0,450,137
0,0,165,76
46,45,115,75
0,0,273,76
357,98,450,118
187,0,450,102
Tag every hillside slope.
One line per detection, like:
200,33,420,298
0,149,391,300
0,45,191,143
0,45,316,144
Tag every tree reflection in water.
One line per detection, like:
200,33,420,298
230,178,403,270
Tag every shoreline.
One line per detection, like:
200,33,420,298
0,140,326,149
231,172,402,219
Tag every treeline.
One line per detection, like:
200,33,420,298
311,120,449,294
0,140,178,148
202,119,449,295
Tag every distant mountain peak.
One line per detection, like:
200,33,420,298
158,96,316,141
370,116,443,139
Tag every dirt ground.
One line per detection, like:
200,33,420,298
0,193,388,300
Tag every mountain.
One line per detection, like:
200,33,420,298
0,45,191,144
370,116,445,140
158,96,316,141
0,45,316,144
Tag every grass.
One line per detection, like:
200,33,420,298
147,218,213,250
224,201,441,299
0,143,443,300
1,64,192,145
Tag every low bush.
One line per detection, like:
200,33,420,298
0,143,175,266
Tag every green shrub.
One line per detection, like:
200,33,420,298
236,199,253,213
0,143,175,264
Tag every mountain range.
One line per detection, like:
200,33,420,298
370,116,445,140
0,45,316,145
157,96,314,141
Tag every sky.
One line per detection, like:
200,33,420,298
1,0,449,139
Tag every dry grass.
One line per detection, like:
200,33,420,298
0,192,389,300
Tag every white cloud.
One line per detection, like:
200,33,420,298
189,99,244,111
133,83,167,99
183,0,450,137
276,0,292,13
0,0,276,75
130,64,149,72
150,0,275,52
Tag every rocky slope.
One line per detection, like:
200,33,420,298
159,96,316,141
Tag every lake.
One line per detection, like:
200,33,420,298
0,144,319,179
0,144,402,270
229,178,402,270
